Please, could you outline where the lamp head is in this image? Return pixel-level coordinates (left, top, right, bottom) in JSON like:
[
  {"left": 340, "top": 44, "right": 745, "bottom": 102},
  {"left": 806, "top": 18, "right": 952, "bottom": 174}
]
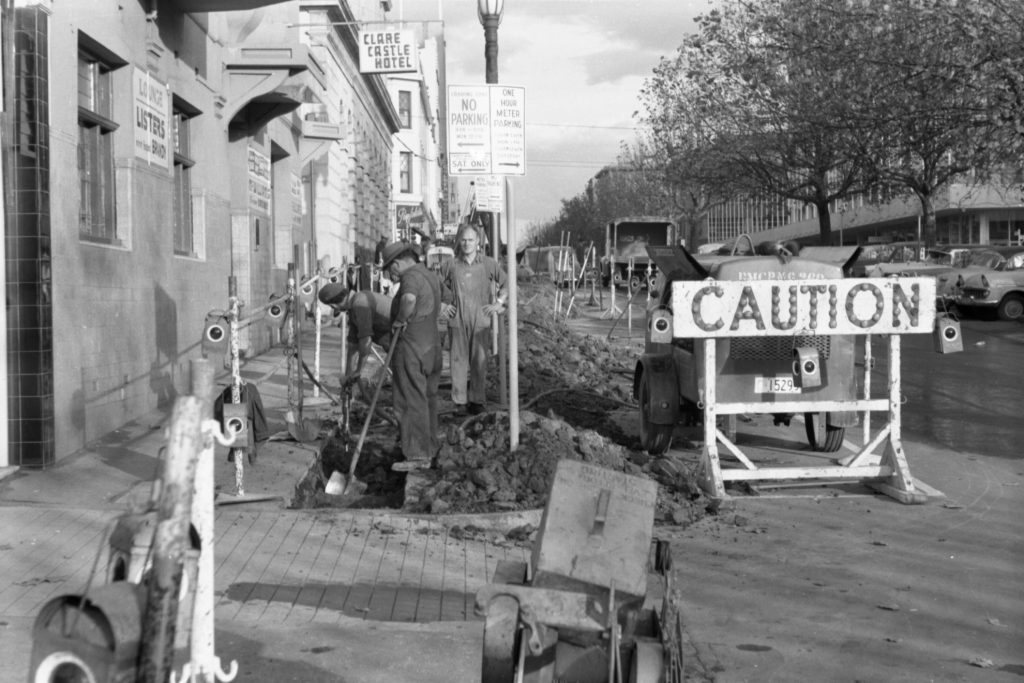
[{"left": 477, "top": 0, "right": 504, "bottom": 24}]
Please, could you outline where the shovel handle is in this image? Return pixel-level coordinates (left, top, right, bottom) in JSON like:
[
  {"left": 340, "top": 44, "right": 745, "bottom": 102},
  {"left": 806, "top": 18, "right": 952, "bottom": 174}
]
[{"left": 348, "top": 329, "right": 402, "bottom": 480}]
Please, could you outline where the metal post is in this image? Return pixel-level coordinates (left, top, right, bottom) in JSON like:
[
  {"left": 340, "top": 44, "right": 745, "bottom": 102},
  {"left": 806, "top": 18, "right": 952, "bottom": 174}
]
[
  {"left": 228, "top": 276, "right": 244, "bottom": 496},
  {"left": 506, "top": 177, "right": 519, "bottom": 449}
]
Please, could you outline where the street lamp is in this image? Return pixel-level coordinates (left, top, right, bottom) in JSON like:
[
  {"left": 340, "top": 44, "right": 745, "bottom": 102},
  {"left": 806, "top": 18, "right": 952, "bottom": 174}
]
[{"left": 477, "top": 0, "right": 504, "bottom": 85}]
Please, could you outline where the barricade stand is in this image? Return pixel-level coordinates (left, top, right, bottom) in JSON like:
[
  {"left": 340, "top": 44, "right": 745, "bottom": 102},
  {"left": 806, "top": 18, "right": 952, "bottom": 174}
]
[
  {"left": 227, "top": 277, "right": 245, "bottom": 496},
  {"left": 174, "top": 359, "right": 238, "bottom": 683},
  {"left": 676, "top": 277, "right": 937, "bottom": 505},
  {"left": 626, "top": 257, "right": 635, "bottom": 337}
]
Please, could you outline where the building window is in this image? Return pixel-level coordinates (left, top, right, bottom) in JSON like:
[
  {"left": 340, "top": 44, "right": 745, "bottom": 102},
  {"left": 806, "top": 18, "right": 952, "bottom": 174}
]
[
  {"left": 173, "top": 105, "right": 197, "bottom": 257},
  {"left": 400, "top": 151, "right": 412, "bottom": 193},
  {"left": 78, "top": 49, "right": 120, "bottom": 244},
  {"left": 398, "top": 90, "right": 411, "bottom": 129}
]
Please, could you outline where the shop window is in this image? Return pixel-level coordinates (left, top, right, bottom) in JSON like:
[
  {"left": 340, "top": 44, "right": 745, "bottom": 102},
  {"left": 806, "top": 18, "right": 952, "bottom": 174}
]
[
  {"left": 398, "top": 90, "right": 411, "bottom": 129},
  {"left": 173, "top": 103, "right": 198, "bottom": 257},
  {"left": 78, "top": 49, "right": 120, "bottom": 245},
  {"left": 400, "top": 151, "right": 412, "bottom": 193}
]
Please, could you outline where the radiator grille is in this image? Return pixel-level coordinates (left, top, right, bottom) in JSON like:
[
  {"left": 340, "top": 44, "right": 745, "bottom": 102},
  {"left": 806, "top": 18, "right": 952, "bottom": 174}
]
[{"left": 728, "top": 335, "right": 831, "bottom": 361}]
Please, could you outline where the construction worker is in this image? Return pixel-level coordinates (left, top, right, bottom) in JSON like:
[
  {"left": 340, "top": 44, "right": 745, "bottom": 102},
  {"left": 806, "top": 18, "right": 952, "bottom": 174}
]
[
  {"left": 317, "top": 282, "right": 392, "bottom": 395},
  {"left": 438, "top": 223, "right": 508, "bottom": 415},
  {"left": 380, "top": 241, "right": 443, "bottom": 469}
]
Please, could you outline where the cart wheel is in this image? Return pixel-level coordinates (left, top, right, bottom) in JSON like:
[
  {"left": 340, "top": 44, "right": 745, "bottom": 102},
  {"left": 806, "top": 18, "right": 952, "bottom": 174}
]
[
  {"left": 804, "top": 412, "right": 845, "bottom": 453},
  {"left": 639, "top": 372, "right": 673, "bottom": 455},
  {"left": 629, "top": 641, "right": 665, "bottom": 683},
  {"left": 482, "top": 596, "right": 519, "bottom": 683}
]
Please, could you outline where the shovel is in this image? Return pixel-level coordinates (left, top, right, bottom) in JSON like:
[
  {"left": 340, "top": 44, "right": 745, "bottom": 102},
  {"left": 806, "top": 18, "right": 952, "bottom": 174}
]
[{"left": 327, "top": 328, "right": 402, "bottom": 497}]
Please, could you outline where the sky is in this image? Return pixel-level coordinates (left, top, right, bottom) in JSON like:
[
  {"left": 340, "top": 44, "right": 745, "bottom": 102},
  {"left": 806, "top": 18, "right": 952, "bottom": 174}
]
[{"left": 396, "top": 0, "right": 711, "bottom": 235}]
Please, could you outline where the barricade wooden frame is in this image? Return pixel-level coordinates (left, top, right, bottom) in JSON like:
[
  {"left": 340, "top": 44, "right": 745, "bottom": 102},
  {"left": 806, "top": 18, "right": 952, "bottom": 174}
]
[{"left": 670, "top": 277, "right": 937, "bottom": 505}]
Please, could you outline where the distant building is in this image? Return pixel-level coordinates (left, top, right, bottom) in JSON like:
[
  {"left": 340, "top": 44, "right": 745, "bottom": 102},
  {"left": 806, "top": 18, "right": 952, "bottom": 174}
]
[{"left": 388, "top": 36, "right": 442, "bottom": 244}]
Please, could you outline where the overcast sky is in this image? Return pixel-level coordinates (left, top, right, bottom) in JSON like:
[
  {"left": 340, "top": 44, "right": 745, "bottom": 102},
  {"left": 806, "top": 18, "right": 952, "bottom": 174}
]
[{"left": 396, "top": 0, "right": 710, "bottom": 234}]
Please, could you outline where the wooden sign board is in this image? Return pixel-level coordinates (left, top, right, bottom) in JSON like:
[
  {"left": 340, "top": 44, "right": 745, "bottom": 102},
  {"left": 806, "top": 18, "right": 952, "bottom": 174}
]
[{"left": 671, "top": 277, "right": 937, "bottom": 338}]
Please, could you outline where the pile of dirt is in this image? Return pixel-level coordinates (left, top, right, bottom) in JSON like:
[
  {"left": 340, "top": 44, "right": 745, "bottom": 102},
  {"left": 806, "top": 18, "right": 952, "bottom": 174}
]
[
  {"left": 298, "top": 279, "right": 714, "bottom": 528},
  {"left": 407, "top": 409, "right": 711, "bottom": 527}
]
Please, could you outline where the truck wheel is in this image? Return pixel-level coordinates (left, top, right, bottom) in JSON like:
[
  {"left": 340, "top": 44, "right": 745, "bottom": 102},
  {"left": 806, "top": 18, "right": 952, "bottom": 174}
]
[
  {"left": 997, "top": 294, "right": 1024, "bottom": 321},
  {"left": 629, "top": 641, "right": 665, "bottom": 683},
  {"left": 639, "top": 373, "right": 673, "bottom": 455},
  {"left": 804, "top": 412, "right": 844, "bottom": 453}
]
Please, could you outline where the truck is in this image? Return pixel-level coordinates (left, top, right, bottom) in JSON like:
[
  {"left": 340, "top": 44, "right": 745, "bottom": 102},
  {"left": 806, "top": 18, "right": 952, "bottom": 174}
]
[
  {"left": 603, "top": 216, "right": 677, "bottom": 289},
  {"left": 634, "top": 241, "right": 864, "bottom": 456}
]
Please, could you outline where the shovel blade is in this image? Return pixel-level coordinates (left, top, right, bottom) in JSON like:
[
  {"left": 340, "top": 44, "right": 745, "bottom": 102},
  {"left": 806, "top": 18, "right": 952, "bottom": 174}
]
[{"left": 324, "top": 470, "right": 346, "bottom": 495}]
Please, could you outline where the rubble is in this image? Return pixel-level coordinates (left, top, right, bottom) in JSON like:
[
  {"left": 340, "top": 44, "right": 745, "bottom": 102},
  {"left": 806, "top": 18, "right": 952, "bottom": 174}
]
[{"left": 300, "top": 280, "right": 712, "bottom": 528}]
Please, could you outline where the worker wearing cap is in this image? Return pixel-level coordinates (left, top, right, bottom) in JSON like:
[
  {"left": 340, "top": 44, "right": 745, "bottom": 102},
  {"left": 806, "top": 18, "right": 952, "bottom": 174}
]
[
  {"left": 380, "top": 241, "right": 443, "bottom": 468},
  {"left": 317, "top": 282, "right": 392, "bottom": 391},
  {"left": 438, "top": 223, "right": 508, "bottom": 415}
]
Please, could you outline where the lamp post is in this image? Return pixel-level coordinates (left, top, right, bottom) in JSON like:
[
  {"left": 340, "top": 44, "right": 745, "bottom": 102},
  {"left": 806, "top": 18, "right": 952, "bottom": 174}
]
[
  {"left": 477, "top": 0, "right": 519, "bottom": 449},
  {"left": 478, "top": 0, "right": 503, "bottom": 86}
]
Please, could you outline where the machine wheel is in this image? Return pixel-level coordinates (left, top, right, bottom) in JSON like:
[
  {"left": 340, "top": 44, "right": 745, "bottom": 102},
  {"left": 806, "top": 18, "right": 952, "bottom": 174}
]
[
  {"left": 629, "top": 641, "right": 666, "bottom": 683},
  {"left": 481, "top": 596, "right": 519, "bottom": 683},
  {"left": 639, "top": 373, "right": 673, "bottom": 455},
  {"left": 997, "top": 294, "right": 1024, "bottom": 321},
  {"left": 804, "top": 412, "right": 845, "bottom": 453}
]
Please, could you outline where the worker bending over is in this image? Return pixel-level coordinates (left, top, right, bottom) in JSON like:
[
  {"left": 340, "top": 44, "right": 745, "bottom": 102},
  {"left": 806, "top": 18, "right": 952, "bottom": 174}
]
[{"left": 318, "top": 281, "right": 392, "bottom": 397}]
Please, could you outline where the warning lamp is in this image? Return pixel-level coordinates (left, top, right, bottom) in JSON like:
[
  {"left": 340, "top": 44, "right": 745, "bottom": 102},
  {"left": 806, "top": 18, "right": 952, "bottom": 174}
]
[
  {"left": 792, "top": 347, "right": 822, "bottom": 389},
  {"left": 265, "top": 297, "right": 288, "bottom": 328},
  {"left": 933, "top": 315, "right": 963, "bottom": 354},
  {"left": 648, "top": 309, "right": 673, "bottom": 344},
  {"left": 201, "top": 313, "right": 229, "bottom": 357},
  {"left": 221, "top": 401, "right": 250, "bottom": 447},
  {"left": 298, "top": 281, "right": 317, "bottom": 306}
]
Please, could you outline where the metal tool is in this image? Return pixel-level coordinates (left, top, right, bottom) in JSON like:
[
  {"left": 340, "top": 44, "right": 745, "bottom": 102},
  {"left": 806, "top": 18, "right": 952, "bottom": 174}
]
[{"left": 337, "top": 328, "right": 401, "bottom": 497}]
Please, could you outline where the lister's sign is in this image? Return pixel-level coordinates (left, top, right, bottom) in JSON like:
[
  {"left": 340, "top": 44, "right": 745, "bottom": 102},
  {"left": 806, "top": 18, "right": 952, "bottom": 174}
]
[
  {"left": 132, "top": 68, "right": 171, "bottom": 169},
  {"left": 358, "top": 29, "right": 417, "bottom": 74},
  {"left": 671, "top": 277, "right": 937, "bottom": 337}
]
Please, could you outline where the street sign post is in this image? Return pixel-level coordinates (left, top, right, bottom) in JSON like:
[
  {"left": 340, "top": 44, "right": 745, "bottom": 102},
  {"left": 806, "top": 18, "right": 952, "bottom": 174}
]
[
  {"left": 474, "top": 175, "right": 504, "bottom": 212},
  {"left": 447, "top": 84, "right": 525, "bottom": 176}
]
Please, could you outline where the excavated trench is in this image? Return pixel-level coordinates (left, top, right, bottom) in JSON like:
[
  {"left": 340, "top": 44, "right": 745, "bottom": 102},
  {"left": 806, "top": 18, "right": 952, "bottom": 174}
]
[{"left": 290, "top": 280, "right": 716, "bottom": 528}]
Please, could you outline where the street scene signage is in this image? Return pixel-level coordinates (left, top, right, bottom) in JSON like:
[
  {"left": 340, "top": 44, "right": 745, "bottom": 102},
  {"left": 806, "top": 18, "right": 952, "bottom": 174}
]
[
  {"left": 447, "top": 84, "right": 525, "bottom": 176},
  {"left": 474, "top": 175, "right": 504, "bottom": 212},
  {"left": 358, "top": 28, "right": 417, "bottom": 74},
  {"left": 671, "top": 277, "right": 937, "bottom": 337},
  {"left": 132, "top": 68, "right": 171, "bottom": 169},
  {"left": 247, "top": 147, "right": 271, "bottom": 213}
]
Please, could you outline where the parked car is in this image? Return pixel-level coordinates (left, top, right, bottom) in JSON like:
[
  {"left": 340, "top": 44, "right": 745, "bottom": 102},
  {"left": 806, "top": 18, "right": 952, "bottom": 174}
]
[
  {"left": 953, "top": 248, "right": 1024, "bottom": 320},
  {"left": 425, "top": 244, "right": 455, "bottom": 272},
  {"left": 936, "top": 246, "right": 1024, "bottom": 305},
  {"left": 865, "top": 244, "right": 978, "bottom": 278}
]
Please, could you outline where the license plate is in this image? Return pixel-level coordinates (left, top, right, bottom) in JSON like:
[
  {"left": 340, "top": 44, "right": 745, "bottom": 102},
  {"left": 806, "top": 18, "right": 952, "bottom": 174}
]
[{"left": 754, "top": 376, "right": 801, "bottom": 394}]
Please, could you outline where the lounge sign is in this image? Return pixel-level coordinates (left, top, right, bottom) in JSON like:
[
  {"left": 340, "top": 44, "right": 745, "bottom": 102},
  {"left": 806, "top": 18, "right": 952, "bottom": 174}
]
[
  {"left": 671, "top": 277, "right": 937, "bottom": 337},
  {"left": 358, "top": 28, "right": 417, "bottom": 74}
]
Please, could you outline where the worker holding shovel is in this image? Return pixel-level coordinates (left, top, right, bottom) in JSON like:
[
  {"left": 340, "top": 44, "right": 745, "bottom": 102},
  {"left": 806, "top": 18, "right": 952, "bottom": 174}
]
[
  {"left": 380, "top": 241, "right": 443, "bottom": 471},
  {"left": 317, "top": 281, "right": 392, "bottom": 398}
]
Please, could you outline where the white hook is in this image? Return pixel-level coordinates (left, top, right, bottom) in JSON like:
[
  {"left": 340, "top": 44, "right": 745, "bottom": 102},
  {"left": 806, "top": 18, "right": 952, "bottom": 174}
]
[
  {"left": 204, "top": 418, "right": 238, "bottom": 448},
  {"left": 170, "top": 657, "right": 238, "bottom": 683}
]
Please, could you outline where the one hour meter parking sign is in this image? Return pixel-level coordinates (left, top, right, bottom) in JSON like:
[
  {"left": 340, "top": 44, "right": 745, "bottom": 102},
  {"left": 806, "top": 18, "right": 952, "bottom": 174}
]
[{"left": 447, "top": 84, "right": 526, "bottom": 176}]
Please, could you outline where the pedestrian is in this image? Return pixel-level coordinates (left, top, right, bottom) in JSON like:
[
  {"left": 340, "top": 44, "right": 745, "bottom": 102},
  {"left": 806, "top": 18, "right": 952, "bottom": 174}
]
[
  {"left": 380, "top": 241, "right": 443, "bottom": 469},
  {"left": 317, "top": 282, "right": 392, "bottom": 396},
  {"left": 438, "top": 223, "right": 508, "bottom": 416}
]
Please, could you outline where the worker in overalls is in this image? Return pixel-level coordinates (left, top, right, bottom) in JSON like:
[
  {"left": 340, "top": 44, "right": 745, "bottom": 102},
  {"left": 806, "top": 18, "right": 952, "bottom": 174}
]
[
  {"left": 439, "top": 223, "right": 508, "bottom": 415},
  {"left": 381, "top": 241, "right": 443, "bottom": 469}
]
